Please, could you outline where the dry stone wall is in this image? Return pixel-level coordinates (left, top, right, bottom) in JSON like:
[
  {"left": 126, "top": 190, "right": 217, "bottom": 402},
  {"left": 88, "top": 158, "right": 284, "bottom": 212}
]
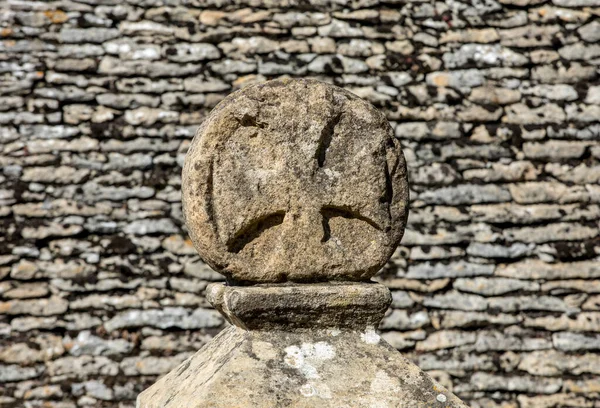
[{"left": 0, "top": 0, "right": 599, "bottom": 407}]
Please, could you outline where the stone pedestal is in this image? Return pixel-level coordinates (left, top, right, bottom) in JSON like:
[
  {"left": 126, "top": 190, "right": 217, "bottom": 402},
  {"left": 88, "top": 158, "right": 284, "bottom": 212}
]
[
  {"left": 137, "top": 283, "right": 467, "bottom": 408},
  {"left": 138, "top": 78, "right": 469, "bottom": 407}
]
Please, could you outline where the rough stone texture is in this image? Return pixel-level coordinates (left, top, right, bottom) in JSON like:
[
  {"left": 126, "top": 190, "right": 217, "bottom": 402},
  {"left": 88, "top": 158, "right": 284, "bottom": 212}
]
[
  {"left": 206, "top": 282, "right": 392, "bottom": 330},
  {"left": 138, "top": 283, "right": 467, "bottom": 408},
  {"left": 183, "top": 79, "right": 408, "bottom": 283},
  {"left": 1, "top": 0, "right": 600, "bottom": 406}
]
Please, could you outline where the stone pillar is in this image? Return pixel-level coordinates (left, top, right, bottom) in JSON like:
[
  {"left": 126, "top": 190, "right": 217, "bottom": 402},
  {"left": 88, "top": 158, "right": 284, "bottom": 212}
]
[{"left": 137, "top": 78, "right": 468, "bottom": 408}]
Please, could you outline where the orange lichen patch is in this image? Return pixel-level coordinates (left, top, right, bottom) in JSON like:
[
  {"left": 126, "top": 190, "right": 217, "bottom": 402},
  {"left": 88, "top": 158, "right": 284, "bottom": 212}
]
[
  {"left": 44, "top": 10, "right": 69, "bottom": 24},
  {"left": 199, "top": 10, "right": 227, "bottom": 26},
  {"left": 1, "top": 28, "right": 13, "bottom": 37},
  {"left": 0, "top": 302, "right": 11, "bottom": 313},
  {"left": 538, "top": 8, "right": 547, "bottom": 16},
  {"left": 36, "top": 71, "right": 44, "bottom": 78},
  {"left": 3, "top": 40, "right": 16, "bottom": 47},
  {"left": 432, "top": 74, "right": 450, "bottom": 87}
]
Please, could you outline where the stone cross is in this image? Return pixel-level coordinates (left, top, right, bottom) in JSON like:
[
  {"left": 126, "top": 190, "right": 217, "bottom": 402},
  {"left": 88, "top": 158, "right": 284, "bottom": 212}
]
[{"left": 137, "top": 78, "right": 468, "bottom": 407}]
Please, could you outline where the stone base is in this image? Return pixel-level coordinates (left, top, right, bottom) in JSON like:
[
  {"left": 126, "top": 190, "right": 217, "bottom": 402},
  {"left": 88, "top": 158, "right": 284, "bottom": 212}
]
[
  {"left": 137, "top": 328, "right": 467, "bottom": 408},
  {"left": 137, "top": 283, "right": 468, "bottom": 407}
]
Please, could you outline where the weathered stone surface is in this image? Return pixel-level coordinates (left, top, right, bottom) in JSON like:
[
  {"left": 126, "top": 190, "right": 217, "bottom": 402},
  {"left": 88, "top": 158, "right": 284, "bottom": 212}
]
[
  {"left": 462, "top": 373, "right": 562, "bottom": 394},
  {"left": 553, "top": 332, "right": 600, "bottom": 351},
  {"left": 424, "top": 291, "right": 488, "bottom": 311},
  {"left": 418, "top": 184, "right": 511, "bottom": 205},
  {"left": 104, "top": 307, "right": 223, "bottom": 332},
  {"left": 47, "top": 356, "right": 119, "bottom": 378},
  {"left": 0, "top": 296, "right": 68, "bottom": 316},
  {"left": 0, "top": 364, "right": 45, "bottom": 383},
  {"left": 65, "top": 331, "right": 133, "bottom": 356},
  {"left": 138, "top": 327, "right": 466, "bottom": 408},
  {"left": 183, "top": 79, "right": 408, "bottom": 283},
  {"left": 380, "top": 310, "right": 431, "bottom": 330},
  {"left": 416, "top": 330, "right": 476, "bottom": 351},
  {"left": 518, "top": 350, "right": 600, "bottom": 375},
  {"left": 207, "top": 282, "right": 391, "bottom": 330},
  {"left": 454, "top": 277, "right": 539, "bottom": 296},
  {"left": 475, "top": 330, "right": 551, "bottom": 352}
]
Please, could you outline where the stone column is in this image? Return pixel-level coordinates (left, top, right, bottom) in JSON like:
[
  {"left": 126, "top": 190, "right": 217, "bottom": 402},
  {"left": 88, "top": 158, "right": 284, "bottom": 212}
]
[{"left": 137, "top": 78, "right": 468, "bottom": 408}]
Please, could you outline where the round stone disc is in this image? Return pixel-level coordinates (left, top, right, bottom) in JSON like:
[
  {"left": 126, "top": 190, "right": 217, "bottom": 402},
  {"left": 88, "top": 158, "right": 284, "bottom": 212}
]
[{"left": 182, "top": 78, "right": 409, "bottom": 283}]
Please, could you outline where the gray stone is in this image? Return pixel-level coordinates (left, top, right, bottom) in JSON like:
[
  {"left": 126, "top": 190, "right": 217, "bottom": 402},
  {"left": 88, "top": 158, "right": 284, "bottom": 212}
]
[
  {"left": 585, "top": 86, "right": 600, "bottom": 104},
  {"left": 463, "top": 161, "right": 539, "bottom": 182},
  {"left": 488, "top": 295, "right": 573, "bottom": 313},
  {"left": 510, "top": 181, "right": 589, "bottom": 203},
  {"left": 82, "top": 184, "right": 154, "bottom": 201},
  {"left": 504, "top": 103, "right": 565, "bottom": 124},
  {"left": 552, "top": 332, "right": 600, "bottom": 351},
  {"left": 390, "top": 290, "right": 415, "bottom": 308},
  {"left": 164, "top": 43, "right": 220, "bottom": 63},
  {"left": 578, "top": 20, "right": 600, "bottom": 42},
  {"left": 72, "top": 380, "right": 113, "bottom": 401},
  {"left": 444, "top": 44, "right": 528, "bottom": 68},
  {"left": 307, "top": 55, "right": 368, "bottom": 74},
  {"left": 406, "top": 261, "right": 494, "bottom": 279},
  {"left": 423, "top": 291, "right": 488, "bottom": 311},
  {"left": 496, "top": 259, "right": 600, "bottom": 280},
  {"left": 532, "top": 63, "right": 597, "bottom": 84},
  {"left": 503, "top": 222, "right": 597, "bottom": 243},
  {"left": 418, "top": 184, "right": 511, "bottom": 205},
  {"left": 0, "top": 364, "right": 44, "bottom": 383},
  {"left": 466, "top": 242, "right": 533, "bottom": 259},
  {"left": 417, "top": 354, "right": 496, "bottom": 375},
  {"left": 66, "top": 331, "right": 133, "bottom": 356},
  {"left": 317, "top": 19, "right": 363, "bottom": 37},
  {"left": 19, "top": 124, "right": 80, "bottom": 139},
  {"left": 464, "top": 372, "right": 562, "bottom": 394},
  {"left": 455, "top": 277, "right": 538, "bottom": 296},
  {"left": 416, "top": 330, "right": 476, "bottom": 351},
  {"left": 518, "top": 350, "right": 600, "bottom": 376},
  {"left": 209, "top": 59, "right": 257, "bottom": 74},
  {"left": 98, "top": 57, "right": 202, "bottom": 78},
  {"left": 525, "top": 313, "right": 600, "bottom": 332},
  {"left": 22, "top": 166, "right": 89, "bottom": 184},
  {"left": 59, "top": 28, "right": 119, "bottom": 43},
  {"left": 410, "top": 163, "right": 458, "bottom": 185},
  {"left": 123, "top": 219, "right": 178, "bottom": 235},
  {"left": 520, "top": 84, "right": 578, "bottom": 101},
  {"left": 500, "top": 25, "right": 560, "bottom": 48},
  {"left": 96, "top": 93, "right": 159, "bottom": 109},
  {"left": 475, "top": 330, "right": 552, "bottom": 352},
  {"left": 566, "top": 103, "right": 600, "bottom": 122},
  {"left": 47, "top": 356, "right": 119, "bottom": 379},
  {"left": 432, "top": 311, "right": 523, "bottom": 329},
  {"left": 379, "top": 309, "right": 431, "bottom": 330},
  {"left": 559, "top": 43, "right": 600, "bottom": 60},
  {"left": 426, "top": 69, "right": 485, "bottom": 90},
  {"left": 104, "top": 307, "right": 223, "bottom": 331}
]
